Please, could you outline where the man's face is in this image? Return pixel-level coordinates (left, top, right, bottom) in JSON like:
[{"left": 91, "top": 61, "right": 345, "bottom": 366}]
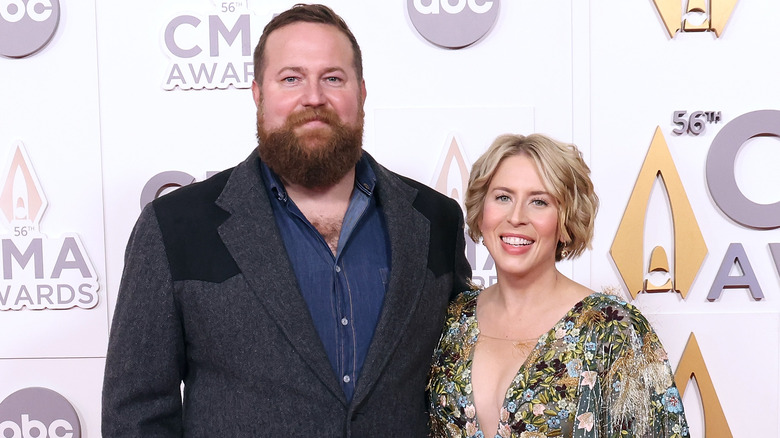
[
  {"left": 253, "top": 21, "right": 366, "bottom": 140},
  {"left": 251, "top": 22, "right": 366, "bottom": 188}
]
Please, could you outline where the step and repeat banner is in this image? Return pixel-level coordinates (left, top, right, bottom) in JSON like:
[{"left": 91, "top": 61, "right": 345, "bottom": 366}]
[{"left": 2, "top": 0, "right": 778, "bottom": 436}]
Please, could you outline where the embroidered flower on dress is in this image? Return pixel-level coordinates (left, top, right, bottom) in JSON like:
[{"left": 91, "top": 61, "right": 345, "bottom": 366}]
[
  {"left": 507, "top": 401, "right": 518, "bottom": 413},
  {"left": 465, "top": 404, "right": 476, "bottom": 419},
  {"left": 663, "top": 387, "right": 683, "bottom": 413},
  {"left": 532, "top": 403, "right": 545, "bottom": 416},
  {"left": 445, "top": 381, "right": 456, "bottom": 393},
  {"left": 566, "top": 359, "right": 583, "bottom": 377},
  {"left": 465, "top": 421, "right": 477, "bottom": 436},
  {"left": 576, "top": 412, "right": 594, "bottom": 432},
  {"left": 580, "top": 370, "right": 597, "bottom": 389},
  {"left": 497, "top": 407, "right": 509, "bottom": 422},
  {"left": 522, "top": 389, "right": 535, "bottom": 402}
]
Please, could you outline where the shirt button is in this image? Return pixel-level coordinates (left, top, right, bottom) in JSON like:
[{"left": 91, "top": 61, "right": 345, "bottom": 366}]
[
  {"left": 343, "top": 375, "right": 351, "bottom": 383},
  {"left": 341, "top": 318, "right": 349, "bottom": 326},
  {"left": 335, "top": 265, "right": 341, "bottom": 273}
]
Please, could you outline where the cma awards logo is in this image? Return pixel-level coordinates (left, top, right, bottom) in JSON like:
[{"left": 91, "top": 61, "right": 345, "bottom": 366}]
[
  {"left": 0, "top": 387, "right": 81, "bottom": 438},
  {"left": 407, "top": 0, "right": 499, "bottom": 49},
  {"left": 652, "top": 0, "right": 739, "bottom": 37},
  {"left": 610, "top": 127, "right": 707, "bottom": 300},
  {"left": 162, "top": 1, "right": 265, "bottom": 90},
  {"left": 0, "top": 0, "right": 60, "bottom": 58},
  {"left": 0, "top": 142, "right": 100, "bottom": 311},
  {"left": 612, "top": 111, "right": 780, "bottom": 303}
]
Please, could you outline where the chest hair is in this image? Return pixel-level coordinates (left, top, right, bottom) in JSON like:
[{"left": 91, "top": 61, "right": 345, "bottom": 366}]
[{"left": 310, "top": 217, "right": 343, "bottom": 255}]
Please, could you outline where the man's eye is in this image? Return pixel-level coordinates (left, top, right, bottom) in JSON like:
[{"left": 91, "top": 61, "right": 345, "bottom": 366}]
[{"left": 283, "top": 77, "right": 298, "bottom": 83}]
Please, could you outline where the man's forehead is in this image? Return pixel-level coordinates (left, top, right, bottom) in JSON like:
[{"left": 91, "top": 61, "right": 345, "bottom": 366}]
[
  {"left": 266, "top": 22, "right": 350, "bottom": 50},
  {"left": 263, "top": 22, "right": 356, "bottom": 73}
]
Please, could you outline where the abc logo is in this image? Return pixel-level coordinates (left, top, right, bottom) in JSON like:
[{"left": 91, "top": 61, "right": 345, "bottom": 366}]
[
  {"left": 0, "top": 0, "right": 61, "bottom": 58},
  {"left": 0, "top": 387, "right": 80, "bottom": 438},
  {"left": 407, "top": 0, "right": 500, "bottom": 49}
]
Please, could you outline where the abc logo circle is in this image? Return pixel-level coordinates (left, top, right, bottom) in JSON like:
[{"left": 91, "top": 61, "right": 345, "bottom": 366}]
[
  {"left": 407, "top": 0, "right": 500, "bottom": 49},
  {"left": 0, "top": 387, "right": 81, "bottom": 438},
  {"left": 0, "top": 0, "right": 61, "bottom": 58}
]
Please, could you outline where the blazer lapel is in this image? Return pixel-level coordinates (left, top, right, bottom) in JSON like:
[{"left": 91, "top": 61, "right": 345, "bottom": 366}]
[
  {"left": 214, "top": 154, "right": 347, "bottom": 405},
  {"left": 352, "top": 159, "right": 432, "bottom": 404}
]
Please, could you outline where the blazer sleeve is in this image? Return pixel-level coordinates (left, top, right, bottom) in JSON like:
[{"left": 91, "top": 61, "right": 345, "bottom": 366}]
[
  {"left": 102, "top": 205, "right": 185, "bottom": 437},
  {"left": 451, "top": 200, "right": 472, "bottom": 300}
]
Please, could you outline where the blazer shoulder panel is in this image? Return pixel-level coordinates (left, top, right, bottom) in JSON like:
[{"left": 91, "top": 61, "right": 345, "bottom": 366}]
[
  {"left": 152, "top": 167, "right": 240, "bottom": 283},
  {"left": 395, "top": 173, "right": 463, "bottom": 278}
]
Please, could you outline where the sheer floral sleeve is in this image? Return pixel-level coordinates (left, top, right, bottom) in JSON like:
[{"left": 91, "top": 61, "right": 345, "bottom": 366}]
[{"left": 573, "top": 296, "right": 689, "bottom": 437}]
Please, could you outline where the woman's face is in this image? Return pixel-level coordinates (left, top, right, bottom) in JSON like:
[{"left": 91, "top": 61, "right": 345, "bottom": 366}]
[{"left": 479, "top": 153, "right": 560, "bottom": 280}]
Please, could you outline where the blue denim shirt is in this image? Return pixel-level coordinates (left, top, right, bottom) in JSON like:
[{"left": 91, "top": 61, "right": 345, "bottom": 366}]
[{"left": 260, "top": 155, "right": 390, "bottom": 401}]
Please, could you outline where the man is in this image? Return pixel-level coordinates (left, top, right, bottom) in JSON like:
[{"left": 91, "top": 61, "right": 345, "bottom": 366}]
[{"left": 102, "top": 3, "right": 470, "bottom": 437}]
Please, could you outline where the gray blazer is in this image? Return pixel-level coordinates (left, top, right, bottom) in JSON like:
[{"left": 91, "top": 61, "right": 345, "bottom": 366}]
[{"left": 102, "top": 151, "right": 471, "bottom": 437}]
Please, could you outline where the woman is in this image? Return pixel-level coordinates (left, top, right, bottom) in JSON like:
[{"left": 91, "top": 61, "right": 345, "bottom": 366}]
[{"left": 428, "top": 134, "right": 688, "bottom": 438}]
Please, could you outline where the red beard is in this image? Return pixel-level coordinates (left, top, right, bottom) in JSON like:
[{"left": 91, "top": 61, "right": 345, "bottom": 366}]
[{"left": 256, "top": 105, "right": 364, "bottom": 188}]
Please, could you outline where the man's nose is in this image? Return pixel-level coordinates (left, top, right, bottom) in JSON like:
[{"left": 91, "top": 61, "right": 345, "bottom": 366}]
[{"left": 301, "top": 80, "right": 326, "bottom": 107}]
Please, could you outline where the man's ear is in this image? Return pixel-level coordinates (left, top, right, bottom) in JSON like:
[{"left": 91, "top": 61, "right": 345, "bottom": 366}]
[{"left": 251, "top": 80, "right": 261, "bottom": 107}]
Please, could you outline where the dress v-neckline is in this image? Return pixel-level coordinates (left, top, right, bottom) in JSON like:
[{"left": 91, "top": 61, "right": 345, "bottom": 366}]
[{"left": 466, "top": 292, "right": 598, "bottom": 437}]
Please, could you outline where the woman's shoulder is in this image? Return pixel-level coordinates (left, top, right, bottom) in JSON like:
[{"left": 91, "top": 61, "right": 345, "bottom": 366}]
[{"left": 573, "top": 290, "right": 656, "bottom": 336}]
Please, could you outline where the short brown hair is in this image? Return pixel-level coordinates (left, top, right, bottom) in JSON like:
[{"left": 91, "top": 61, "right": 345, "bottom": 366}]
[
  {"left": 252, "top": 3, "right": 363, "bottom": 84},
  {"left": 464, "top": 134, "right": 599, "bottom": 261}
]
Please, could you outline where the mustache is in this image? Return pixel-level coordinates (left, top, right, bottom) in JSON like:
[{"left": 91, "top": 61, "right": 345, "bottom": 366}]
[{"left": 285, "top": 107, "right": 341, "bottom": 128}]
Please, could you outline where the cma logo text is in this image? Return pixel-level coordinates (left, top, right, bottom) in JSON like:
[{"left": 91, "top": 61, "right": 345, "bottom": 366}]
[
  {"left": 611, "top": 110, "right": 780, "bottom": 302},
  {"left": 162, "top": 3, "right": 260, "bottom": 90},
  {"left": 652, "top": 0, "right": 739, "bottom": 37},
  {"left": 0, "top": 142, "right": 100, "bottom": 311}
]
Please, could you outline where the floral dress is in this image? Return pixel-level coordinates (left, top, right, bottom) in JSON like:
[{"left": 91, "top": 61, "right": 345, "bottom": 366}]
[{"left": 428, "top": 290, "right": 689, "bottom": 438}]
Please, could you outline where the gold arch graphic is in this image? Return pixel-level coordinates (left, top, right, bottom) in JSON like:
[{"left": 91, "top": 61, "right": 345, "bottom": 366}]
[
  {"left": 652, "top": 0, "right": 739, "bottom": 37},
  {"left": 674, "top": 333, "right": 733, "bottom": 437},
  {"left": 610, "top": 127, "right": 707, "bottom": 299},
  {"left": 433, "top": 135, "right": 469, "bottom": 204},
  {"left": 0, "top": 143, "right": 46, "bottom": 227}
]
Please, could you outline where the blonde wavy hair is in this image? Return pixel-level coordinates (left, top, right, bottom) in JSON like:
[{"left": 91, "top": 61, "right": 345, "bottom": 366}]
[{"left": 464, "top": 133, "right": 599, "bottom": 261}]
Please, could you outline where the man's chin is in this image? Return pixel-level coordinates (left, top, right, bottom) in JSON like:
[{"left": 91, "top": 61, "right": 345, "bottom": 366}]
[{"left": 295, "top": 131, "right": 333, "bottom": 149}]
